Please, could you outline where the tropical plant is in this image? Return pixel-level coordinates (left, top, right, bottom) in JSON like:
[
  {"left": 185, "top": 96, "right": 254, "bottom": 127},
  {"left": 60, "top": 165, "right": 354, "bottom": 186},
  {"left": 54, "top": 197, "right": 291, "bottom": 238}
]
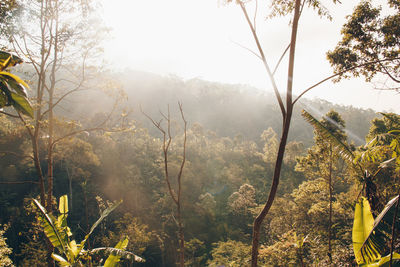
[
  {"left": 0, "top": 50, "right": 33, "bottom": 118},
  {"left": 353, "top": 196, "right": 400, "bottom": 266},
  {"left": 32, "top": 195, "right": 145, "bottom": 266}
]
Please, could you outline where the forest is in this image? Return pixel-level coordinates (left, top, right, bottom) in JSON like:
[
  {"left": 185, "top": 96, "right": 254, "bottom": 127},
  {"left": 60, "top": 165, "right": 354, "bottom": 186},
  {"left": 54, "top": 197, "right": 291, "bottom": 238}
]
[{"left": 1, "top": 0, "right": 400, "bottom": 266}]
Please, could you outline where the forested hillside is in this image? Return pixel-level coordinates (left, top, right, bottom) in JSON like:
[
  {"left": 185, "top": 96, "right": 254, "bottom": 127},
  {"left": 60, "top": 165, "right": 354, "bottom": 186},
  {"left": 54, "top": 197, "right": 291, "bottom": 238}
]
[
  {"left": 0, "top": 70, "right": 390, "bottom": 266},
  {"left": 68, "top": 69, "right": 377, "bottom": 146},
  {"left": 1, "top": 0, "right": 400, "bottom": 266}
]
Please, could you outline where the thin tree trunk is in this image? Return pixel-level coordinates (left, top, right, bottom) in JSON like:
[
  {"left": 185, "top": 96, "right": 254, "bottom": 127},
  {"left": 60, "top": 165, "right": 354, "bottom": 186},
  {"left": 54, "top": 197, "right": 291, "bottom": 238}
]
[
  {"left": 250, "top": 0, "right": 301, "bottom": 265},
  {"left": 46, "top": 0, "right": 59, "bottom": 213},
  {"left": 177, "top": 204, "right": 185, "bottom": 267},
  {"left": 32, "top": 135, "right": 46, "bottom": 206},
  {"left": 143, "top": 103, "right": 187, "bottom": 266}
]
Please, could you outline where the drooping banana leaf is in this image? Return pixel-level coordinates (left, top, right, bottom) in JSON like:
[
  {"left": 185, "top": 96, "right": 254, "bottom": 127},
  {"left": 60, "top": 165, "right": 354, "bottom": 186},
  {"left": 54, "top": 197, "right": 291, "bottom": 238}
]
[
  {"left": 301, "top": 110, "right": 355, "bottom": 162},
  {"left": 90, "top": 246, "right": 145, "bottom": 264},
  {"left": 33, "top": 199, "right": 67, "bottom": 251},
  {"left": 353, "top": 197, "right": 378, "bottom": 265},
  {"left": 373, "top": 253, "right": 400, "bottom": 267},
  {"left": 358, "top": 195, "right": 400, "bottom": 264},
  {"left": 76, "top": 200, "right": 122, "bottom": 256},
  {"left": 51, "top": 254, "right": 70, "bottom": 267},
  {"left": 104, "top": 237, "right": 129, "bottom": 267}
]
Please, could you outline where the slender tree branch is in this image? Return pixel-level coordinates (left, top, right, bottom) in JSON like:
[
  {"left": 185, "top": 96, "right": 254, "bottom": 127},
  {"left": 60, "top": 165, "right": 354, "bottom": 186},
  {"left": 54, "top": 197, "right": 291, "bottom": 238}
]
[
  {"left": 231, "top": 39, "right": 262, "bottom": 60},
  {"left": 0, "top": 110, "right": 19, "bottom": 118},
  {"left": 293, "top": 57, "right": 400, "bottom": 105},
  {"left": 272, "top": 44, "right": 290, "bottom": 76},
  {"left": 239, "top": 2, "right": 286, "bottom": 119},
  {"left": 177, "top": 102, "right": 187, "bottom": 203},
  {"left": 0, "top": 181, "right": 39, "bottom": 184},
  {"left": 141, "top": 106, "right": 178, "bottom": 205},
  {"left": 17, "top": 111, "right": 34, "bottom": 138},
  {"left": 253, "top": 0, "right": 258, "bottom": 32}
]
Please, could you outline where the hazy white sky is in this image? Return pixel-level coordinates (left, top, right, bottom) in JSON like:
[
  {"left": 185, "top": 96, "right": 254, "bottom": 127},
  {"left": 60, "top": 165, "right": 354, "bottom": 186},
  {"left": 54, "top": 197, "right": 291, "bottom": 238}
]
[{"left": 101, "top": 0, "right": 400, "bottom": 113}]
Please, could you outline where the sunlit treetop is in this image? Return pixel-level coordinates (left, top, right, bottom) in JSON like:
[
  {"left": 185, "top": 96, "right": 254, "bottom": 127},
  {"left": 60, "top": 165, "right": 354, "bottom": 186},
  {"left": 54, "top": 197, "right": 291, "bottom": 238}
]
[{"left": 327, "top": 0, "right": 400, "bottom": 89}]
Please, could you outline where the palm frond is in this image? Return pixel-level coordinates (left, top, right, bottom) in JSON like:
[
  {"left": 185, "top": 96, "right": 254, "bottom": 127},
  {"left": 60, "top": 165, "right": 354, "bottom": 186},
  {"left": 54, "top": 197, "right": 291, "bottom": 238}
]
[{"left": 301, "top": 110, "right": 355, "bottom": 162}]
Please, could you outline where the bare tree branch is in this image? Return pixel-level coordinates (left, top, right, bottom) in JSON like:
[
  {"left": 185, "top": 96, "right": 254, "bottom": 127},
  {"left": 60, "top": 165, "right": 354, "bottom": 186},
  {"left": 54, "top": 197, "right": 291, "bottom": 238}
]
[
  {"left": 293, "top": 57, "right": 400, "bottom": 105},
  {"left": 230, "top": 39, "right": 262, "bottom": 60},
  {"left": 239, "top": 2, "right": 286, "bottom": 119},
  {"left": 0, "top": 110, "right": 19, "bottom": 118}
]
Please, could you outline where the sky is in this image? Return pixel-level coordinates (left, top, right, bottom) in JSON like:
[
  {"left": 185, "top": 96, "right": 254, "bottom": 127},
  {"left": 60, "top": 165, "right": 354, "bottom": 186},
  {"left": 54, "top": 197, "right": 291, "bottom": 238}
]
[{"left": 101, "top": 0, "right": 400, "bottom": 113}]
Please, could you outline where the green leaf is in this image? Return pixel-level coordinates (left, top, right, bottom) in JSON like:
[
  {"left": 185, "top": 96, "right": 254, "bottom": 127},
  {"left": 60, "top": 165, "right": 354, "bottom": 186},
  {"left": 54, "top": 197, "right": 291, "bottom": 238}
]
[
  {"left": 59, "top": 195, "right": 68, "bottom": 215},
  {"left": 0, "top": 74, "right": 28, "bottom": 97},
  {"left": 0, "top": 51, "right": 22, "bottom": 69},
  {"left": 0, "top": 72, "right": 29, "bottom": 89},
  {"left": 104, "top": 237, "right": 129, "bottom": 267},
  {"left": 0, "top": 93, "right": 7, "bottom": 107},
  {"left": 32, "top": 199, "right": 66, "bottom": 251},
  {"left": 359, "top": 196, "right": 400, "bottom": 264},
  {"left": 376, "top": 253, "right": 400, "bottom": 266},
  {"left": 10, "top": 92, "right": 34, "bottom": 118},
  {"left": 353, "top": 197, "right": 378, "bottom": 265},
  {"left": 51, "top": 254, "right": 70, "bottom": 267},
  {"left": 77, "top": 200, "right": 122, "bottom": 256},
  {"left": 90, "top": 247, "right": 145, "bottom": 263}
]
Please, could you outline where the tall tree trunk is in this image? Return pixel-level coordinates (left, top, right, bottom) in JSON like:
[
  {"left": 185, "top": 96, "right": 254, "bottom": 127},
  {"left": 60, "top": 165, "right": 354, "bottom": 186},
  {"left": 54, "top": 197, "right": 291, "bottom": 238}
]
[
  {"left": 177, "top": 204, "right": 185, "bottom": 267},
  {"left": 250, "top": 0, "right": 301, "bottom": 265},
  {"left": 46, "top": 0, "right": 59, "bottom": 213}
]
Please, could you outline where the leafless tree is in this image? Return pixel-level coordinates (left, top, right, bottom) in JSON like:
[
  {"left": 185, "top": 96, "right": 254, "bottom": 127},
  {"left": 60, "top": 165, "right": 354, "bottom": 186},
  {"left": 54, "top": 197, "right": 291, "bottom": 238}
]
[{"left": 143, "top": 102, "right": 187, "bottom": 267}]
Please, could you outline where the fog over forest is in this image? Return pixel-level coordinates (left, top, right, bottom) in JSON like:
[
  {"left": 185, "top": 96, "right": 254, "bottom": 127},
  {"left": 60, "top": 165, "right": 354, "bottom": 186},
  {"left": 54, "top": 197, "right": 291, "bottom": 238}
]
[{"left": 1, "top": 0, "right": 400, "bottom": 266}]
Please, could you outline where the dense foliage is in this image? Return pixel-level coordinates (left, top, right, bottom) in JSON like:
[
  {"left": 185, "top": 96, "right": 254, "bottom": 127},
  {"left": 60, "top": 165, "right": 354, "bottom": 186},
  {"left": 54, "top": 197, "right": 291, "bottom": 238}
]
[
  {"left": 1, "top": 0, "right": 400, "bottom": 266},
  {"left": 0, "top": 70, "right": 398, "bottom": 265}
]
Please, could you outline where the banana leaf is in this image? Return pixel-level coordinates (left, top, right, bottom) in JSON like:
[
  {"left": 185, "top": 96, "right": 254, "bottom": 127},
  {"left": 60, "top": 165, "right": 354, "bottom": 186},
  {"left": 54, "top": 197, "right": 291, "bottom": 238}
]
[
  {"left": 104, "top": 237, "right": 129, "bottom": 267},
  {"left": 358, "top": 195, "right": 400, "bottom": 264},
  {"left": 90, "top": 246, "right": 145, "bottom": 264},
  {"left": 373, "top": 253, "right": 400, "bottom": 266},
  {"left": 33, "top": 199, "right": 67, "bottom": 251},
  {"left": 353, "top": 197, "right": 378, "bottom": 265},
  {"left": 76, "top": 200, "right": 122, "bottom": 256}
]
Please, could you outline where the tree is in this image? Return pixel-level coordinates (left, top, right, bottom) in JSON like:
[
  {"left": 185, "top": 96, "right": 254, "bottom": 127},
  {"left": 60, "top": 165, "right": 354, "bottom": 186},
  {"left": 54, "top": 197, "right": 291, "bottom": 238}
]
[
  {"left": 224, "top": 0, "right": 341, "bottom": 265},
  {"left": 0, "top": 0, "right": 20, "bottom": 45},
  {"left": 5, "top": 0, "right": 120, "bottom": 213},
  {"left": 2, "top": 1, "right": 124, "bottom": 265},
  {"left": 297, "top": 110, "right": 348, "bottom": 263},
  {"left": 143, "top": 103, "right": 188, "bottom": 267},
  {"left": 327, "top": 0, "right": 400, "bottom": 90}
]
